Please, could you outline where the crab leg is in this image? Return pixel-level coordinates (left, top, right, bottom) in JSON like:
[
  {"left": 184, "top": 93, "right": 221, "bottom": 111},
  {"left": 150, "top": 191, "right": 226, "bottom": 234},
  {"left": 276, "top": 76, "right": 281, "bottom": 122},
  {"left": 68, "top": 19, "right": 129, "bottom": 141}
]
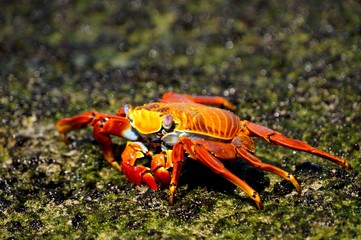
[
  {"left": 56, "top": 112, "right": 138, "bottom": 172},
  {"left": 180, "top": 138, "right": 301, "bottom": 205},
  {"left": 161, "top": 92, "right": 236, "bottom": 110},
  {"left": 169, "top": 142, "right": 185, "bottom": 205},
  {"left": 234, "top": 143, "right": 301, "bottom": 193},
  {"left": 180, "top": 138, "right": 264, "bottom": 210},
  {"left": 244, "top": 121, "right": 351, "bottom": 169}
]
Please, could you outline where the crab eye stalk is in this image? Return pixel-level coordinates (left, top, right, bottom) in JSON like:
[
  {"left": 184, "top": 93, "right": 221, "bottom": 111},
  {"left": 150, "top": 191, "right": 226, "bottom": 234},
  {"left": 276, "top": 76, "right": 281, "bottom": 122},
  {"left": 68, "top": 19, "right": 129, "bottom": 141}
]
[
  {"left": 163, "top": 114, "right": 173, "bottom": 130},
  {"left": 124, "top": 104, "right": 132, "bottom": 116}
]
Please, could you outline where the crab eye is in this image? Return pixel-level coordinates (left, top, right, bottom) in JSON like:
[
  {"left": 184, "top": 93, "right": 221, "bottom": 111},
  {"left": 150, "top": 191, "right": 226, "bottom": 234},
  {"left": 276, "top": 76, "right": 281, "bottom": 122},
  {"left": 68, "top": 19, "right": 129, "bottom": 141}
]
[
  {"left": 163, "top": 114, "right": 173, "bottom": 130},
  {"left": 124, "top": 104, "right": 131, "bottom": 116}
]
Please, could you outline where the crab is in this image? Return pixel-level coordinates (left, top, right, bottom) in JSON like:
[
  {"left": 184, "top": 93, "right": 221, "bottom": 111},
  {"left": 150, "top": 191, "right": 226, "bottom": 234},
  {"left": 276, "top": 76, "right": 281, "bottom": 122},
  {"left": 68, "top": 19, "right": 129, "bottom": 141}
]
[{"left": 56, "top": 92, "right": 351, "bottom": 209}]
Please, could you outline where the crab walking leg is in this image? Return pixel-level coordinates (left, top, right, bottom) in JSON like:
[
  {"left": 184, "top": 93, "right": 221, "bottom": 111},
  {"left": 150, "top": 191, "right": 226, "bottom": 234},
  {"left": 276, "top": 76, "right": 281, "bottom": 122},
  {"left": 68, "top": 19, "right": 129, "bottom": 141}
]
[
  {"left": 121, "top": 142, "right": 158, "bottom": 190},
  {"left": 193, "top": 138, "right": 301, "bottom": 193},
  {"left": 244, "top": 121, "right": 351, "bottom": 169},
  {"left": 180, "top": 138, "right": 264, "bottom": 210},
  {"left": 234, "top": 144, "right": 301, "bottom": 193},
  {"left": 169, "top": 142, "right": 185, "bottom": 205},
  {"left": 161, "top": 92, "right": 236, "bottom": 111},
  {"left": 195, "top": 146, "right": 263, "bottom": 210}
]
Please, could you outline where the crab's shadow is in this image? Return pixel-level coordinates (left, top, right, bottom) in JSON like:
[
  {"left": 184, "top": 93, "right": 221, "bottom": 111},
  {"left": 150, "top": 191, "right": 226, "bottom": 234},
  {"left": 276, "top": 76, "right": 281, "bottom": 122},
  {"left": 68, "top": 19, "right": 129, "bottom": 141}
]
[{"left": 178, "top": 158, "right": 271, "bottom": 198}]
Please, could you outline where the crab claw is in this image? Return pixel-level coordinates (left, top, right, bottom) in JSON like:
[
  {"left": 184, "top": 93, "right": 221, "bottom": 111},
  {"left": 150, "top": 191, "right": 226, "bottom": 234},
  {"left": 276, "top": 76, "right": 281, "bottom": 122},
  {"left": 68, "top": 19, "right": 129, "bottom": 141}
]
[
  {"left": 122, "top": 164, "right": 158, "bottom": 190},
  {"left": 57, "top": 111, "right": 139, "bottom": 173},
  {"left": 121, "top": 142, "right": 158, "bottom": 190},
  {"left": 56, "top": 111, "right": 97, "bottom": 144},
  {"left": 151, "top": 151, "right": 172, "bottom": 185}
]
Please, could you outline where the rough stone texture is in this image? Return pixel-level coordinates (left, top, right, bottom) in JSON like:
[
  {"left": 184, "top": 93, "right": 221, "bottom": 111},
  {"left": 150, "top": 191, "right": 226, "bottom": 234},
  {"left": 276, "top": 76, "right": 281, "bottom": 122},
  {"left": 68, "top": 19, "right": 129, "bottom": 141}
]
[{"left": 1, "top": 1, "right": 360, "bottom": 239}]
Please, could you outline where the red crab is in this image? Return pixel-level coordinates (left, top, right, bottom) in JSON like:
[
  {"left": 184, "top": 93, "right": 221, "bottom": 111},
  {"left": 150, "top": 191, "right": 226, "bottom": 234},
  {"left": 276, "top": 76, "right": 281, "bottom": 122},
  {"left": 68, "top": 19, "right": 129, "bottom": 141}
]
[{"left": 56, "top": 92, "right": 351, "bottom": 209}]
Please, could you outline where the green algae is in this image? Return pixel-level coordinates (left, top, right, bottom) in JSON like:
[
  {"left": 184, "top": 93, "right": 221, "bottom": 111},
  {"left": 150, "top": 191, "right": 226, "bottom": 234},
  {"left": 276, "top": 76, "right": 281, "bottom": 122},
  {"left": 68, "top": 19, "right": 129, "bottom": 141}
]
[{"left": 1, "top": 0, "right": 360, "bottom": 239}]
